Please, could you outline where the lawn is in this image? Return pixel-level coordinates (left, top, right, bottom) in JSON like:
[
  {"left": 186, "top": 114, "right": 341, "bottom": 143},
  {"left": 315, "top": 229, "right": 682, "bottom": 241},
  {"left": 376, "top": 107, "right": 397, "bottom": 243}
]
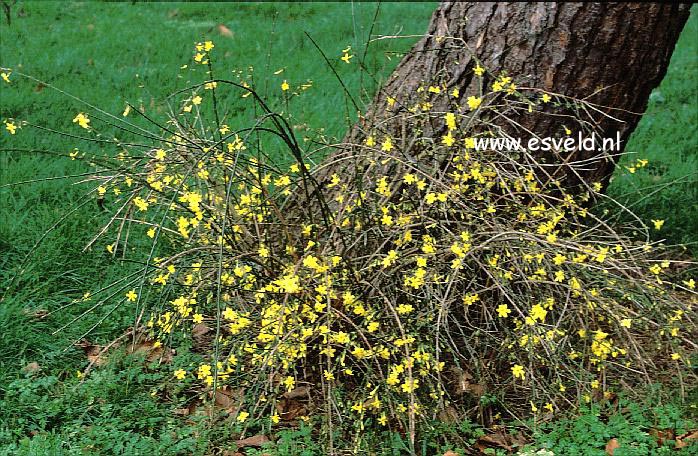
[{"left": 0, "top": 2, "right": 696, "bottom": 455}]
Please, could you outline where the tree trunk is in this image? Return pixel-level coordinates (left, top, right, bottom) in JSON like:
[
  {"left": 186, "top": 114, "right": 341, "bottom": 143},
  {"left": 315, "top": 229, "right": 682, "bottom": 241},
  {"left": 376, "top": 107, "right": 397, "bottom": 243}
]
[{"left": 332, "top": 2, "right": 690, "bottom": 191}]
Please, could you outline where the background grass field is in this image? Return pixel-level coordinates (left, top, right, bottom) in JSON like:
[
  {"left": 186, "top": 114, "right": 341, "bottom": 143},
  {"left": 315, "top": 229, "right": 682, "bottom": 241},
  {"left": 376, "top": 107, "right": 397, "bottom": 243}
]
[{"left": 1, "top": 2, "right": 696, "bottom": 454}]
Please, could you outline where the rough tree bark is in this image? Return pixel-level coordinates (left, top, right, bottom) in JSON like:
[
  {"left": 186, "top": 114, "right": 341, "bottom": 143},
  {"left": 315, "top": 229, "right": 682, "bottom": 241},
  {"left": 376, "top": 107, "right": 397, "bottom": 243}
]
[{"left": 327, "top": 2, "right": 690, "bottom": 191}]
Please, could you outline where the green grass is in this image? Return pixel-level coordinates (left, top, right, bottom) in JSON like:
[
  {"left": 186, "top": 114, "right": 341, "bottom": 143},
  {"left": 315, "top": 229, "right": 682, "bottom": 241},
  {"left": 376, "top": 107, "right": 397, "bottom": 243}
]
[{"left": 0, "top": 2, "right": 696, "bottom": 454}]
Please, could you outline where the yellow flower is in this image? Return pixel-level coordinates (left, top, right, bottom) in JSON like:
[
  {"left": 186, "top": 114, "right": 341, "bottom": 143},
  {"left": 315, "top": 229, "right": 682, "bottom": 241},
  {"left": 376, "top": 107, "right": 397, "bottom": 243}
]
[
  {"left": 174, "top": 369, "right": 186, "bottom": 380},
  {"left": 463, "top": 293, "right": 479, "bottom": 306},
  {"left": 237, "top": 411, "right": 249, "bottom": 423},
  {"left": 341, "top": 52, "right": 353, "bottom": 63},
  {"left": 283, "top": 376, "right": 295, "bottom": 391},
  {"left": 620, "top": 318, "right": 632, "bottom": 328},
  {"left": 192, "top": 313, "right": 203, "bottom": 324},
  {"left": 381, "top": 136, "right": 393, "bottom": 152},
  {"left": 466, "top": 96, "right": 482, "bottom": 110},
  {"left": 511, "top": 364, "right": 525, "bottom": 380},
  {"left": 125, "top": 289, "right": 138, "bottom": 302},
  {"left": 442, "top": 133, "right": 455, "bottom": 146},
  {"left": 671, "top": 353, "right": 681, "bottom": 361},
  {"left": 530, "top": 303, "right": 547, "bottom": 322},
  {"left": 397, "top": 304, "right": 414, "bottom": 315},
  {"left": 473, "top": 64, "right": 485, "bottom": 77},
  {"left": 5, "top": 121, "right": 17, "bottom": 134},
  {"left": 271, "top": 413, "right": 280, "bottom": 424},
  {"left": 281, "top": 80, "right": 290, "bottom": 91},
  {"left": 541, "top": 93, "right": 551, "bottom": 103},
  {"left": 192, "top": 95, "right": 202, "bottom": 105},
  {"left": 72, "top": 113, "right": 90, "bottom": 129},
  {"left": 1, "top": 71, "right": 10, "bottom": 83},
  {"left": 401, "top": 378, "right": 419, "bottom": 393},
  {"left": 444, "top": 112, "right": 457, "bottom": 131},
  {"left": 496, "top": 304, "right": 511, "bottom": 318},
  {"left": 651, "top": 219, "right": 665, "bottom": 230}
]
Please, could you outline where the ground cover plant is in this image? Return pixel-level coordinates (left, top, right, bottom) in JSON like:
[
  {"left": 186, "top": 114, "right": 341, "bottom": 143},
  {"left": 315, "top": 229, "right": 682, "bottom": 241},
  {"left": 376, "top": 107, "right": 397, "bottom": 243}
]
[{"left": 1, "top": 2, "right": 696, "bottom": 455}]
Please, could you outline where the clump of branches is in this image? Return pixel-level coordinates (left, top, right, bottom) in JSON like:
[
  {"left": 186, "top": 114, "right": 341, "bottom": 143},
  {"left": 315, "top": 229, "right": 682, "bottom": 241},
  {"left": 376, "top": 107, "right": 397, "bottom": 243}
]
[{"left": 3, "top": 40, "right": 696, "bottom": 452}]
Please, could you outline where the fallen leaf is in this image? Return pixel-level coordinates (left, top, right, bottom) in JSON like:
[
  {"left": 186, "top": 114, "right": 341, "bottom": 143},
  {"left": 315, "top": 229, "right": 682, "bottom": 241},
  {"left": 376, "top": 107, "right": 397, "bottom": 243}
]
[
  {"left": 126, "top": 340, "right": 172, "bottom": 364},
  {"left": 649, "top": 428, "right": 675, "bottom": 447},
  {"left": 22, "top": 362, "right": 41, "bottom": 374},
  {"left": 676, "top": 430, "right": 698, "bottom": 449},
  {"left": 475, "top": 429, "right": 527, "bottom": 453},
  {"left": 449, "top": 366, "right": 486, "bottom": 398},
  {"left": 192, "top": 323, "right": 212, "bottom": 350},
  {"left": 235, "top": 435, "right": 270, "bottom": 448},
  {"left": 277, "top": 398, "right": 307, "bottom": 421},
  {"left": 443, "top": 451, "right": 459, "bottom": 456},
  {"left": 437, "top": 405, "right": 460, "bottom": 424},
  {"left": 283, "top": 386, "right": 310, "bottom": 400},
  {"left": 217, "top": 24, "right": 234, "bottom": 37},
  {"left": 213, "top": 386, "right": 244, "bottom": 414},
  {"left": 605, "top": 438, "right": 620, "bottom": 455},
  {"left": 76, "top": 339, "right": 108, "bottom": 366}
]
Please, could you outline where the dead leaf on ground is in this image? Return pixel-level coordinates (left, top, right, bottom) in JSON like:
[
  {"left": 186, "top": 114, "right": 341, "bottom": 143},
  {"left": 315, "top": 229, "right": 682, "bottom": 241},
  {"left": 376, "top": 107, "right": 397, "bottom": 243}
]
[
  {"left": 605, "top": 438, "right": 620, "bottom": 455},
  {"left": 126, "top": 340, "right": 173, "bottom": 364},
  {"left": 277, "top": 397, "right": 307, "bottom": 421},
  {"left": 23, "top": 308, "right": 48, "bottom": 319},
  {"left": 212, "top": 386, "right": 244, "bottom": 415},
  {"left": 235, "top": 434, "right": 270, "bottom": 448},
  {"left": 217, "top": 24, "right": 234, "bottom": 37},
  {"left": 192, "top": 323, "right": 212, "bottom": 350},
  {"left": 283, "top": 385, "right": 310, "bottom": 400},
  {"left": 75, "top": 339, "right": 109, "bottom": 366},
  {"left": 173, "top": 399, "right": 199, "bottom": 417},
  {"left": 475, "top": 429, "right": 527, "bottom": 453},
  {"left": 676, "top": 430, "right": 698, "bottom": 449},
  {"left": 449, "top": 366, "right": 486, "bottom": 398},
  {"left": 437, "top": 405, "right": 460, "bottom": 424},
  {"left": 649, "top": 428, "right": 675, "bottom": 447},
  {"left": 443, "top": 451, "right": 460, "bottom": 456},
  {"left": 22, "top": 362, "right": 41, "bottom": 375}
]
